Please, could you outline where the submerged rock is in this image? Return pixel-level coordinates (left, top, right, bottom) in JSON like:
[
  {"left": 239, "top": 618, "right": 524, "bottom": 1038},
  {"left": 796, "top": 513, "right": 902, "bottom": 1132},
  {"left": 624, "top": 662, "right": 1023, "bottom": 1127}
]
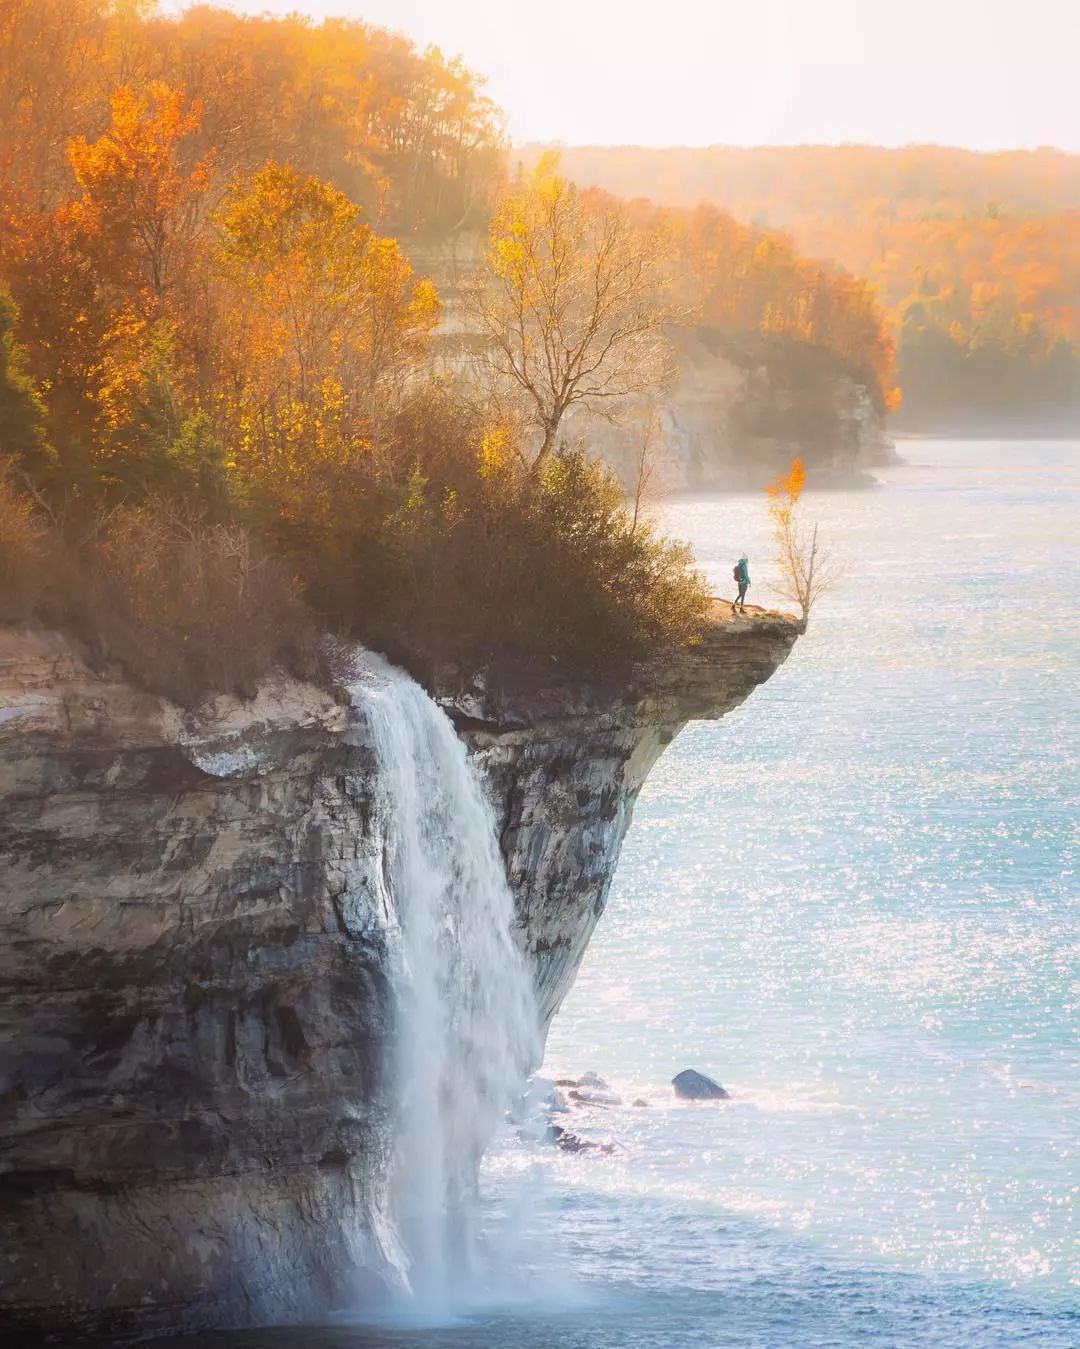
[
  {"left": 512, "top": 1076, "right": 569, "bottom": 1123},
  {"left": 568, "top": 1088, "right": 622, "bottom": 1107},
  {"left": 672, "top": 1069, "right": 730, "bottom": 1100},
  {"left": 547, "top": 1124, "right": 618, "bottom": 1155},
  {"left": 550, "top": 1072, "right": 622, "bottom": 1107}
]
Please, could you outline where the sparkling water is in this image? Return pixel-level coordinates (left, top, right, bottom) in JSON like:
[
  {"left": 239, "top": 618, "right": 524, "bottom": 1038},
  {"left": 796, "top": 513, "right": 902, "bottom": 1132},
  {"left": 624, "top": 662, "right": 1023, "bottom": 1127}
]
[
  {"left": 527, "top": 437, "right": 1079, "bottom": 1344},
  {"left": 152, "top": 439, "right": 1078, "bottom": 1347}
]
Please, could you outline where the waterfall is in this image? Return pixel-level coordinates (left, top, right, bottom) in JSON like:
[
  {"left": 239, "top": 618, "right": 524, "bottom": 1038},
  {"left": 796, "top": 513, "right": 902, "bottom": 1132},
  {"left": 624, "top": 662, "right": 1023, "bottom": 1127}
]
[{"left": 351, "top": 653, "right": 540, "bottom": 1310}]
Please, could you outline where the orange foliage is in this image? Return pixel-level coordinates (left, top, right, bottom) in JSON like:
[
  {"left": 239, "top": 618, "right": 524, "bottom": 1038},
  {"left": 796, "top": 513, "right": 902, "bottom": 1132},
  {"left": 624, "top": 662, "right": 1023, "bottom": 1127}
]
[
  {"left": 67, "top": 83, "right": 214, "bottom": 302},
  {"left": 211, "top": 162, "right": 440, "bottom": 493},
  {"left": 765, "top": 457, "right": 806, "bottom": 513},
  {"left": 618, "top": 196, "right": 898, "bottom": 409},
  {"left": 522, "top": 144, "right": 1080, "bottom": 425},
  {"left": 0, "top": 9, "right": 456, "bottom": 489},
  {"left": 0, "top": 3, "right": 504, "bottom": 237}
]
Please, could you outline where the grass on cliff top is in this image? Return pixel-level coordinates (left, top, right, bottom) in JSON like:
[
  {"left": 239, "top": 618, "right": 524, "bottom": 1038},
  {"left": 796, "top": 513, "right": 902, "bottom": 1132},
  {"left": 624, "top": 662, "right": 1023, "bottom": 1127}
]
[{"left": 0, "top": 464, "right": 334, "bottom": 704}]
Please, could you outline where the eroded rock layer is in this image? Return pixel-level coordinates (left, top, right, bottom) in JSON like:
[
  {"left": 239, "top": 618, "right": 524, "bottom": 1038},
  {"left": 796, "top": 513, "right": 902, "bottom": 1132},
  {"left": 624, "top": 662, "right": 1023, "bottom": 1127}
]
[{"left": 0, "top": 606, "right": 800, "bottom": 1337}]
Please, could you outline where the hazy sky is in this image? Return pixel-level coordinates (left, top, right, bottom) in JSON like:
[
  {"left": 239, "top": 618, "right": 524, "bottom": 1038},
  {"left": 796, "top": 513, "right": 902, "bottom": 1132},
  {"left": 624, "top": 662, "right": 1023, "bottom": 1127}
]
[{"left": 191, "top": 1, "right": 1080, "bottom": 150}]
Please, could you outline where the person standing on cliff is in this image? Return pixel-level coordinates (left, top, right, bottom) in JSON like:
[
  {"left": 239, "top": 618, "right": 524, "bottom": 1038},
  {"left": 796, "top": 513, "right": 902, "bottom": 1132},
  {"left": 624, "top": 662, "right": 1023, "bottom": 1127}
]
[{"left": 733, "top": 554, "right": 750, "bottom": 611}]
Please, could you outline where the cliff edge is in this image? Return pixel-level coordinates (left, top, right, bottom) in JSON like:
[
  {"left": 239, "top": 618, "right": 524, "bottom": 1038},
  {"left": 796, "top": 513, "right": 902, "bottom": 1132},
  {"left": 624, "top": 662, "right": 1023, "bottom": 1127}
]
[
  {"left": 435, "top": 602, "right": 802, "bottom": 1022},
  {"left": 0, "top": 606, "right": 800, "bottom": 1338}
]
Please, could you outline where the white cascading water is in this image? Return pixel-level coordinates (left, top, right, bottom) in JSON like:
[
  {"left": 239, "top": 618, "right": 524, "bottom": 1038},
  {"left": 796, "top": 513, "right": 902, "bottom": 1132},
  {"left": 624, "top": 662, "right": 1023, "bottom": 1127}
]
[{"left": 351, "top": 652, "right": 541, "bottom": 1311}]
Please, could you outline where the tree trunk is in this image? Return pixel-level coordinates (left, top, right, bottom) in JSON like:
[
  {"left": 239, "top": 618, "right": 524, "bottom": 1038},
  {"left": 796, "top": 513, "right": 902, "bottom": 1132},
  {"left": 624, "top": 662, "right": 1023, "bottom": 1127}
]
[{"left": 530, "top": 421, "right": 558, "bottom": 477}]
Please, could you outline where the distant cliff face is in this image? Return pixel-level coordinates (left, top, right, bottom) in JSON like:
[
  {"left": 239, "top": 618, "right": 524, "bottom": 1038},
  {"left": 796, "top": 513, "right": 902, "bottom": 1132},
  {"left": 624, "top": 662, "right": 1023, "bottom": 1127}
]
[
  {"left": 0, "top": 608, "right": 800, "bottom": 1339},
  {"left": 423, "top": 240, "right": 895, "bottom": 493},
  {"left": 570, "top": 327, "right": 896, "bottom": 492}
]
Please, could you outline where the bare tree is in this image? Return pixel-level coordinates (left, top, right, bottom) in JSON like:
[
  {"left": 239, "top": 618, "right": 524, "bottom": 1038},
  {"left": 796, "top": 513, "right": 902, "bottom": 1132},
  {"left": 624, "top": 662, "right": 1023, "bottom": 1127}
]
[
  {"left": 627, "top": 404, "right": 669, "bottom": 533},
  {"left": 463, "top": 166, "right": 676, "bottom": 472},
  {"left": 766, "top": 458, "right": 841, "bottom": 623}
]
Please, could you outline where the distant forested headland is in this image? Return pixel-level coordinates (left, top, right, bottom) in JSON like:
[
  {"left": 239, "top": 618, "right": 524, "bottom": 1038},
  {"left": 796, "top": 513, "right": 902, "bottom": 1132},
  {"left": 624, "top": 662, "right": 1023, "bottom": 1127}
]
[{"left": 518, "top": 144, "right": 1080, "bottom": 433}]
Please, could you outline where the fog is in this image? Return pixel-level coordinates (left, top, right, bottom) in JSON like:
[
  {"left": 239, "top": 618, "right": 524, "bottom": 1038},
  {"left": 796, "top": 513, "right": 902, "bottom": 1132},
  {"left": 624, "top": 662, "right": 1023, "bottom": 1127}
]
[{"left": 204, "top": 0, "right": 1080, "bottom": 150}]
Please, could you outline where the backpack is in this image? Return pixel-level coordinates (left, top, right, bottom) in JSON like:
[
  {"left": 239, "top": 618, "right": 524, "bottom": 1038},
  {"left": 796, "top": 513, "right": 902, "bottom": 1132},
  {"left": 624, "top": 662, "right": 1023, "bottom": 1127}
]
[{"left": 732, "top": 564, "right": 742, "bottom": 582}]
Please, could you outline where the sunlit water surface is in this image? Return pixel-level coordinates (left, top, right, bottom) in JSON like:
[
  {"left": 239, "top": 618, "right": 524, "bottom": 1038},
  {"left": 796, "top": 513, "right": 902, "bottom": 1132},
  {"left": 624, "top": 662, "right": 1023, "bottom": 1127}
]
[{"left": 157, "top": 440, "right": 1077, "bottom": 1347}]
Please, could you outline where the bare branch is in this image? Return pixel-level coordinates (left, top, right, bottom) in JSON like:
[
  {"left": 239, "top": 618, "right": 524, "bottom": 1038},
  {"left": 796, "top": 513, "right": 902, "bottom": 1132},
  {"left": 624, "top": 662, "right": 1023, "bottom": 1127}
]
[{"left": 462, "top": 170, "right": 676, "bottom": 470}]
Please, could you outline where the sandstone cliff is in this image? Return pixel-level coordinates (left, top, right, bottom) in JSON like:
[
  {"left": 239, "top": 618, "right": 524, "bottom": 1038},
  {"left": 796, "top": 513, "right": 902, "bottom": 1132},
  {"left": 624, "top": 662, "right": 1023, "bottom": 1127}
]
[
  {"left": 566, "top": 327, "right": 896, "bottom": 492},
  {"left": 0, "top": 606, "right": 800, "bottom": 1338},
  {"left": 425, "top": 231, "right": 895, "bottom": 493}
]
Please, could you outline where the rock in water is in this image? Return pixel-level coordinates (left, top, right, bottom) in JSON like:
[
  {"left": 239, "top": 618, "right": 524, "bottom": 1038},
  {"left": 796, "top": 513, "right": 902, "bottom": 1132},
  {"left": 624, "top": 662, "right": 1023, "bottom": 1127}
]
[
  {"left": 671, "top": 1069, "right": 730, "bottom": 1100},
  {"left": 568, "top": 1087, "right": 622, "bottom": 1107},
  {"left": 546, "top": 1125, "right": 618, "bottom": 1155}
]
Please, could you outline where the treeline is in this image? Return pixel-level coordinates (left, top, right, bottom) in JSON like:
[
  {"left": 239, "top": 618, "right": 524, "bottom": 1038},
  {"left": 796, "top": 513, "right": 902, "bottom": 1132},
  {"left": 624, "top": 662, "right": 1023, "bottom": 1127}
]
[
  {"left": 811, "top": 212, "right": 1080, "bottom": 431},
  {"left": 0, "top": 7, "right": 708, "bottom": 700},
  {"left": 546, "top": 183, "right": 899, "bottom": 411},
  {"left": 523, "top": 145, "right": 1080, "bottom": 224},
  {"left": 1, "top": 1, "right": 505, "bottom": 236},
  {"left": 522, "top": 144, "right": 1080, "bottom": 430},
  {"left": 647, "top": 200, "right": 897, "bottom": 410}
]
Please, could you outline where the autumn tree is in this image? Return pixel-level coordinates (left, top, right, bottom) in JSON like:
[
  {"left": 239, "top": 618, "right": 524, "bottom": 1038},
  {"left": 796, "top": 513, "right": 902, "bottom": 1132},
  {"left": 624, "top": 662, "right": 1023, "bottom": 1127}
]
[
  {"left": 210, "top": 161, "right": 439, "bottom": 529},
  {"left": 67, "top": 82, "right": 215, "bottom": 303},
  {"left": 626, "top": 404, "right": 668, "bottom": 533},
  {"left": 465, "top": 168, "right": 676, "bottom": 471},
  {"left": 765, "top": 458, "right": 839, "bottom": 624},
  {"left": 0, "top": 0, "right": 110, "bottom": 206},
  {"left": 0, "top": 84, "right": 217, "bottom": 493}
]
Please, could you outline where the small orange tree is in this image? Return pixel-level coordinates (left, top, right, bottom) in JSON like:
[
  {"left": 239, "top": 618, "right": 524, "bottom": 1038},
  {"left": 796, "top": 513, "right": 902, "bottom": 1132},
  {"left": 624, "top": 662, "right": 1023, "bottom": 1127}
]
[{"left": 765, "top": 458, "right": 839, "bottom": 624}]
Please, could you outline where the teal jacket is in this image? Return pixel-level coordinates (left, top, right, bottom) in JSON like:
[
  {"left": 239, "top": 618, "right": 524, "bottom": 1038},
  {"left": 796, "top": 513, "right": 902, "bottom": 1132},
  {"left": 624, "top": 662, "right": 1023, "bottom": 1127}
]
[{"left": 737, "top": 559, "right": 750, "bottom": 585}]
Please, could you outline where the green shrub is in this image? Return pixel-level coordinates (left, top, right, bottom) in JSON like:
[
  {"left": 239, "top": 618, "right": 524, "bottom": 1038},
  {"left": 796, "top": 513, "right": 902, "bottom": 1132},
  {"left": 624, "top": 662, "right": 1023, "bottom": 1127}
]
[
  {"left": 0, "top": 289, "right": 53, "bottom": 486},
  {"left": 280, "top": 383, "right": 711, "bottom": 676}
]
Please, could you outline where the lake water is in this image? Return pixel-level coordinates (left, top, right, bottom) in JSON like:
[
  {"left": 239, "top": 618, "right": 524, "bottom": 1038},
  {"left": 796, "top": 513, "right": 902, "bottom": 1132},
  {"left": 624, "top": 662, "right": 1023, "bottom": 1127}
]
[{"left": 156, "top": 439, "right": 1078, "bottom": 1347}]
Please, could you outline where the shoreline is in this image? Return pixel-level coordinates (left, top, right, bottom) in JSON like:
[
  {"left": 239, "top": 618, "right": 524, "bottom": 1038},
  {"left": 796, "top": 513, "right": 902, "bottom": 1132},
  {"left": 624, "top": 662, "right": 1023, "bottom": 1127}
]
[{"left": 891, "top": 429, "right": 1080, "bottom": 442}]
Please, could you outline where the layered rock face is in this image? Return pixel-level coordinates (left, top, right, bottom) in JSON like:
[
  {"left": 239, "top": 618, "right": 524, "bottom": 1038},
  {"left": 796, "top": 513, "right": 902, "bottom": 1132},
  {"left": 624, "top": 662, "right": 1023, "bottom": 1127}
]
[
  {"left": 0, "top": 606, "right": 800, "bottom": 1338},
  {"left": 436, "top": 309, "right": 895, "bottom": 492},
  {"left": 436, "top": 605, "right": 802, "bottom": 1024},
  {"left": 0, "top": 630, "right": 402, "bottom": 1339}
]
